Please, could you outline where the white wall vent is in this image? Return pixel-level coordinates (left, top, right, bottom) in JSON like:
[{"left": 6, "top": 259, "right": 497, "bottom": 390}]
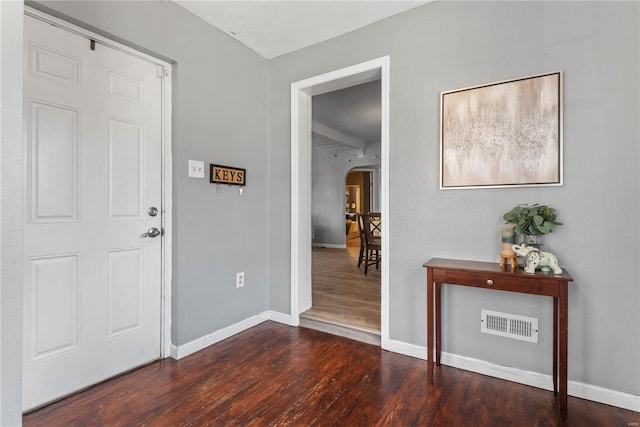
[{"left": 481, "top": 309, "right": 538, "bottom": 343}]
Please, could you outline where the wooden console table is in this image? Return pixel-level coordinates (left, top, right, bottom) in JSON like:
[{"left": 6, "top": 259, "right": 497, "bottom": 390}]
[{"left": 423, "top": 258, "right": 574, "bottom": 418}]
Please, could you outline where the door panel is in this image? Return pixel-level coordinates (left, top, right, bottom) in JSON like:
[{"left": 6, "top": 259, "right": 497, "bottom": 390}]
[
  {"left": 107, "top": 118, "right": 144, "bottom": 219},
  {"left": 107, "top": 248, "right": 143, "bottom": 337},
  {"left": 108, "top": 70, "right": 143, "bottom": 103},
  {"left": 29, "top": 43, "right": 81, "bottom": 86},
  {"left": 26, "top": 254, "right": 79, "bottom": 360},
  {"left": 23, "top": 15, "right": 163, "bottom": 410},
  {"left": 28, "top": 101, "right": 79, "bottom": 222}
]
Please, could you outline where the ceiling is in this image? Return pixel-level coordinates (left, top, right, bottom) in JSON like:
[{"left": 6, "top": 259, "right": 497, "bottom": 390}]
[
  {"left": 173, "top": 1, "right": 427, "bottom": 152},
  {"left": 173, "top": 1, "right": 430, "bottom": 60},
  {"left": 312, "top": 79, "right": 381, "bottom": 143}
]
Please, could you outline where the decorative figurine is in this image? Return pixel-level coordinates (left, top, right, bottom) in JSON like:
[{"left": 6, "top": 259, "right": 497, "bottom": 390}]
[
  {"left": 511, "top": 244, "right": 562, "bottom": 275},
  {"left": 500, "top": 227, "right": 517, "bottom": 271}
]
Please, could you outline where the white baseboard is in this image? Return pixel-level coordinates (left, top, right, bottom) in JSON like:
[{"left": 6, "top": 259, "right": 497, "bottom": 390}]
[
  {"left": 569, "top": 379, "right": 640, "bottom": 413},
  {"left": 312, "top": 243, "right": 346, "bottom": 249},
  {"left": 440, "top": 351, "right": 554, "bottom": 391},
  {"left": 441, "top": 352, "right": 639, "bottom": 412},
  {"left": 385, "top": 340, "right": 638, "bottom": 412},
  {"left": 169, "top": 317, "right": 639, "bottom": 413},
  {"left": 170, "top": 311, "right": 293, "bottom": 360},
  {"left": 385, "top": 338, "right": 426, "bottom": 360},
  {"left": 266, "top": 310, "right": 294, "bottom": 325}
]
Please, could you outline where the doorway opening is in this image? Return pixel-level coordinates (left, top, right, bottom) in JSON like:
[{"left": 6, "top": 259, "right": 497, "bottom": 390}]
[
  {"left": 290, "top": 56, "right": 390, "bottom": 348},
  {"left": 346, "top": 168, "right": 380, "bottom": 219},
  {"left": 301, "top": 166, "right": 381, "bottom": 342}
]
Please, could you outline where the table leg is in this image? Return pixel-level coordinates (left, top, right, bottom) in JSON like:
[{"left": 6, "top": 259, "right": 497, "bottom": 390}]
[
  {"left": 427, "top": 268, "right": 434, "bottom": 383},
  {"left": 435, "top": 282, "right": 441, "bottom": 366},
  {"left": 553, "top": 297, "right": 558, "bottom": 396},
  {"left": 559, "top": 284, "right": 568, "bottom": 419}
]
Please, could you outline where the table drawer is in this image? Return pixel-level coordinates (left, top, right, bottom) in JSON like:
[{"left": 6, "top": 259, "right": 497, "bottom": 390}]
[{"left": 445, "top": 270, "right": 541, "bottom": 294}]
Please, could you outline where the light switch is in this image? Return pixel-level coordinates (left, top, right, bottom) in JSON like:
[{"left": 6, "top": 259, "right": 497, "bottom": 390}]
[{"left": 188, "top": 160, "right": 205, "bottom": 178}]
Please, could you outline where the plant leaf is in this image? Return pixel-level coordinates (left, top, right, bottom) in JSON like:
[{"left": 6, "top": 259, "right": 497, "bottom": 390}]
[{"left": 504, "top": 204, "right": 562, "bottom": 232}]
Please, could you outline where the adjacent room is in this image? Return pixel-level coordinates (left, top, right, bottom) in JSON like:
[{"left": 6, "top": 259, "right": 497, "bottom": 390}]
[{"left": 1, "top": 0, "right": 638, "bottom": 425}]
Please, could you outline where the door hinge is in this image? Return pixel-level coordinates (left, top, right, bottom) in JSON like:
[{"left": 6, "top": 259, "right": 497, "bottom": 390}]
[{"left": 156, "top": 65, "right": 170, "bottom": 79}]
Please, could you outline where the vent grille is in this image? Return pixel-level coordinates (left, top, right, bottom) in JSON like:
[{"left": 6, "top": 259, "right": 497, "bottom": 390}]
[{"left": 481, "top": 309, "right": 538, "bottom": 343}]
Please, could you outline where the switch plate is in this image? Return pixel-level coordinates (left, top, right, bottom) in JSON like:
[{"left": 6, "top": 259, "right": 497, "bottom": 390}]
[
  {"left": 236, "top": 272, "right": 245, "bottom": 288},
  {"left": 188, "top": 160, "right": 205, "bottom": 178}
]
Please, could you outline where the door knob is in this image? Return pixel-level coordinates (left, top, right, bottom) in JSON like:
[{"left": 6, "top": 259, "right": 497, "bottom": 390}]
[
  {"left": 141, "top": 227, "right": 161, "bottom": 238},
  {"left": 148, "top": 207, "right": 159, "bottom": 217}
]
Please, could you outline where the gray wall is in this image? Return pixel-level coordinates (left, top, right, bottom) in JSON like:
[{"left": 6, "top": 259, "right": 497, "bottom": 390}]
[
  {"left": 269, "top": 1, "right": 639, "bottom": 396},
  {"left": 1, "top": 1, "right": 25, "bottom": 423},
  {"left": 34, "top": 0, "right": 271, "bottom": 346},
  {"left": 312, "top": 142, "right": 381, "bottom": 246}
]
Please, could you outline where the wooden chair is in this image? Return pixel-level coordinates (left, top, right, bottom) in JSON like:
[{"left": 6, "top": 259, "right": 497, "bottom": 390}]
[
  {"left": 356, "top": 213, "right": 366, "bottom": 268},
  {"left": 361, "top": 212, "right": 382, "bottom": 274}
]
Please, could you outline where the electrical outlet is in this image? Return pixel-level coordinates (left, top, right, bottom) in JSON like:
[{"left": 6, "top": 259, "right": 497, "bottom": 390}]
[
  {"left": 188, "top": 160, "right": 205, "bottom": 178},
  {"left": 236, "top": 272, "right": 244, "bottom": 288}
]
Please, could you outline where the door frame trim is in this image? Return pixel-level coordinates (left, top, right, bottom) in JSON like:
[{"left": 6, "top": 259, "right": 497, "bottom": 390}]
[
  {"left": 290, "top": 56, "right": 390, "bottom": 348},
  {"left": 24, "top": 6, "right": 174, "bottom": 358}
]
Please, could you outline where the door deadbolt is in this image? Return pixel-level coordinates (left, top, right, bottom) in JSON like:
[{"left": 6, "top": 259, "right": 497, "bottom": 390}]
[{"left": 148, "top": 207, "right": 159, "bottom": 217}]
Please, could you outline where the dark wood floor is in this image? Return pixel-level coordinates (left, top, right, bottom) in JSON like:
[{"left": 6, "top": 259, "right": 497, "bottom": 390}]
[
  {"left": 24, "top": 321, "right": 638, "bottom": 426},
  {"left": 305, "top": 237, "right": 381, "bottom": 331}
]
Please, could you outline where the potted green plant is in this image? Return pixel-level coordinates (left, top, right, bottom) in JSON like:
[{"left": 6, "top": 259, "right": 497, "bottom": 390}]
[{"left": 503, "top": 204, "right": 562, "bottom": 247}]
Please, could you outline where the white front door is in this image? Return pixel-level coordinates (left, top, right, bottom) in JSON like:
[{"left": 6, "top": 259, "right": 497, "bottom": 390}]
[{"left": 23, "top": 15, "right": 163, "bottom": 410}]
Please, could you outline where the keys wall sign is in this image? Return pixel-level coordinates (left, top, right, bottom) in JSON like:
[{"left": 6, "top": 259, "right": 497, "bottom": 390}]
[{"left": 210, "top": 164, "right": 246, "bottom": 186}]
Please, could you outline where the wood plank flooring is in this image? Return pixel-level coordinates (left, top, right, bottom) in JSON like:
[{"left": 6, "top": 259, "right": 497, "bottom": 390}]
[
  {"left": 24, "top": 321, "right": 639, "bottom": 426},
  {"left": 304, "top": 237, "right": 380, "bottom": 331}
]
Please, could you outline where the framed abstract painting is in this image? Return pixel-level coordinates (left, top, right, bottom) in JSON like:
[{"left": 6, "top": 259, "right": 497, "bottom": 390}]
[{"left": 440, "top": 71, "right": 563, "bottom": 189}]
